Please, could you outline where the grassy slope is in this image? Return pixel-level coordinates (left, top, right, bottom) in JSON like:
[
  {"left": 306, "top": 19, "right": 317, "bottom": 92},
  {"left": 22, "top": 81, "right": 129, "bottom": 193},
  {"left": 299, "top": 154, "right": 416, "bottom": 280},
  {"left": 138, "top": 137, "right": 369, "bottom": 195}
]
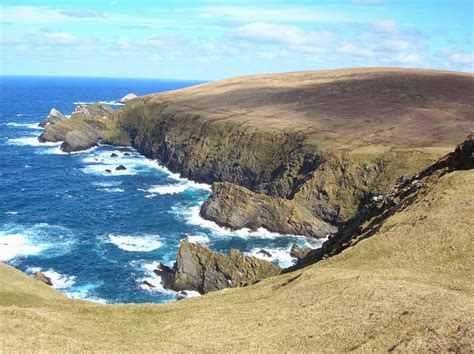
[{"left": 1, "top": 170, "right": 472, "bottom": 352}]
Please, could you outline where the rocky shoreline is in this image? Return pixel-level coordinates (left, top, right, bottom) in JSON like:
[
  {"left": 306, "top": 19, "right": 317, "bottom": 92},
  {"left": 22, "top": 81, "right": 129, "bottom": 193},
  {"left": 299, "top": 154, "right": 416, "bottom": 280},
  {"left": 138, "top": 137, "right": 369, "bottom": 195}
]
[{"left": 33, "top": 68, "right": 474, "bottom": 295}]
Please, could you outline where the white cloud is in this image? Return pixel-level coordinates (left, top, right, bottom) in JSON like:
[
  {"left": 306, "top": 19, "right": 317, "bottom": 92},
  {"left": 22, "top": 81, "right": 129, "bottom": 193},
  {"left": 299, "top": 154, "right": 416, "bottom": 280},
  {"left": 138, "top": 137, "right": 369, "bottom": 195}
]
[
  {"left": 200, "top": 6, "right": 349, "bottom": 23},
  {"left": 235, "top": 23, "right": 333, "bottom": 48},
  {"left": 438, "top": 48, "right": 473, "bottom": 65}
]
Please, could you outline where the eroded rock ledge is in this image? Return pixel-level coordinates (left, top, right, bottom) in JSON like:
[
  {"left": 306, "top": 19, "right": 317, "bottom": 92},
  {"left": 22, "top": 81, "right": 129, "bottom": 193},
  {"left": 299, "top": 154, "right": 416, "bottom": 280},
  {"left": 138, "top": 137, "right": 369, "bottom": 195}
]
[
  {"left": 38, "top": 103, "right": 129, "bottom": 152},
  {"left": 200, "top": 182, "right": 337, "bottom": 238},
  {"left": 156, "top": 240, "right": 282, "bottom": 294}
]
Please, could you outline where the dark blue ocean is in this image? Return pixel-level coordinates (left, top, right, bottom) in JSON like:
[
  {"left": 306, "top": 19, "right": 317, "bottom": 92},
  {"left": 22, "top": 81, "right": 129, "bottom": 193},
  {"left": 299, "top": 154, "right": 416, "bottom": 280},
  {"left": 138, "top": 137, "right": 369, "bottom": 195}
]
[{"left": 0, "top": 76, "right": 321, "bottom": 303}]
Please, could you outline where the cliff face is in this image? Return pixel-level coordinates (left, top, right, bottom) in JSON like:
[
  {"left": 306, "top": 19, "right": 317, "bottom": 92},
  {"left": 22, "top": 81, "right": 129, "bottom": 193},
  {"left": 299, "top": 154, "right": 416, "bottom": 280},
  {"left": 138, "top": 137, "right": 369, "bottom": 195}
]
[
  {"left": 108, "top": 69, "right": 473, "bottom": 235},
  {"left": 158, "top": 240, "right": 281, "bottom": 294},
  {"left": 200, "top": 182, "right": 337, "bottom": 237},
  {"left": 296, "top": 133, "right": 474, "bottom": 267}
]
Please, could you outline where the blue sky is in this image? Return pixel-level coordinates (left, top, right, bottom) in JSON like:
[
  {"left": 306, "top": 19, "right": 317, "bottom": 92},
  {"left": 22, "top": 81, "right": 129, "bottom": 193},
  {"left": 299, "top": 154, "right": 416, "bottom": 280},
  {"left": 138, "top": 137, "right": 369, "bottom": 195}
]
[{"left": 1, "top": 0, "right": 472, "bottom": 79}]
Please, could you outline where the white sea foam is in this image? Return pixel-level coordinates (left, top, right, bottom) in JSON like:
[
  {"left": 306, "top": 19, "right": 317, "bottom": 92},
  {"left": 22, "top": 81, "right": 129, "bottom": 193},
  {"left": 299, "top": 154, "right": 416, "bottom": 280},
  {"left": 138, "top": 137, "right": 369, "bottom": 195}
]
[
  {"left": 6, "top": 122, "right": 42, "bottom": 129},
  {"left": 64, "top": 283, "right": 108, "bottom": 303},
  {"left": 247, "top": 247, "right": 296, "bottom": 268},
  {"left": 0, "top": 223, "right": 74, "bottom": 262},
  {"left": 175, "top": 205, "right": 295, "bottom": 239},
  {"left": 5, "top": 211, "right": 18, "bottom": 215},
  {"left": 7, "top": 136, "right": 61, "bottom": 147},
  {"left": 137, "top": 261, "right": 177, "bottom": 296},
  {"left": 186, "top": 234, "right": 210, "bottom": 245},
  {"left": 16, "top": 113, "right": 31, "bottom": 117},
  {"left": 108, "top": 234, "right": 162, "bottom": 252},
  {"left": 26, "top": 267, "right": 76, "bottom": 289},
  {"left": 93, "top": 181, "right": 121, "bottom": 188},
  {"left": 102, "top": 188, "right": 125, "bottom": 193},
  {"left": 147, "top": 184, "right": 189, "bottom": 195},
  {"left": 0, "top": 234, "right": 44, "bottom": 261}
]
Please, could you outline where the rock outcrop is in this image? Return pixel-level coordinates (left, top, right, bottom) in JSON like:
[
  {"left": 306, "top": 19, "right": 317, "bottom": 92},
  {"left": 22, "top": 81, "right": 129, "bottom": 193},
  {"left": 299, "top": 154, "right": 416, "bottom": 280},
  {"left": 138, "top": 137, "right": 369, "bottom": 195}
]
[
  {"left": 156, "top": 241, "right": 281, "bottom": 294},
  {"left": 295, "top": 133, "right": 474, "bottom": 268},
  {"left": 39, "top": 108, "right": 66, "bottom": 127},
  {"left": 72, "top": 103, "right": 113, "bottom": 118},
  {"left": 119, "top": 93, "right": 137, "bottom": 103},
  {"left": 33, "top": 271, "right": 52, "bottom": 286},
  {"left": 38, "top": 103, "right": 125, "bottom": 152},
  {"left": 200, "top": 182, "right": 337, "bottom": 238}
]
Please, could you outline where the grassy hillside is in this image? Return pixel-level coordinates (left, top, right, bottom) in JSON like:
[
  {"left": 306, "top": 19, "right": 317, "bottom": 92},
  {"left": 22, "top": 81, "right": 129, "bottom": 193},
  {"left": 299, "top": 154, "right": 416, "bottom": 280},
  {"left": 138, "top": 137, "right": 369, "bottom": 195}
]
[{"left": 1, "top": 168, "right": 472, "bottom": 352}]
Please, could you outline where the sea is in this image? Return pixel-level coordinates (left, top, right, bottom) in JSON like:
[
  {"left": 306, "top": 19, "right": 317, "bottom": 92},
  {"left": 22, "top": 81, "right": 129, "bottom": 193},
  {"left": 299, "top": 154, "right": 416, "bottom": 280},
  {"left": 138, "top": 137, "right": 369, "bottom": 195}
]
[{"left": 0, "top": 76, "right": 322, "bottom": 304}]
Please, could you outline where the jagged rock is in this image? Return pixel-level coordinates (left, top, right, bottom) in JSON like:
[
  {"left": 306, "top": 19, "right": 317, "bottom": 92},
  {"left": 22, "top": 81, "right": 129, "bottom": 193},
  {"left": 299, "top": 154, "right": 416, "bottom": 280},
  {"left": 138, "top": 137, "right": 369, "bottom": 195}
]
[
  {"left": 72, "top": 103, "right": 113, "bottom": 118},
  {"left": 200, "top": 182, "right": 337, "bottom": 238},
  {"left": 39, "top": 108, "right": 66, "bottom": 127},
  {"left": 290, "top": 244, "right": 304, "bottom": 260},
  {"left": 142, "top": 280, "right": 155, "bottom": 288},
  {"left": 34, "top": 271, "right": 52, "bottom": 286},
  {"left": 119, "top": 93, "right": 138, "bottom": 103},
  {"left": 257, "top": 249, "right": 272, "bottom": 257},
  {"left": 123, "top": 152, "right": 130, "bottom": 156},
  {"left": 115, "top": 165, "right": 127, "bottom": 171},
  {"left": 176, "top": 290, "right": 201, "bottom": 300},
  {"left": 110, "top": 153, "right": 119, "bottom": 157},
  {"left": 158, "top": 241, "right": 281, "bottom": 294},
  {"left": 38, "top": 107, "right": 113, "bottom": 152}
]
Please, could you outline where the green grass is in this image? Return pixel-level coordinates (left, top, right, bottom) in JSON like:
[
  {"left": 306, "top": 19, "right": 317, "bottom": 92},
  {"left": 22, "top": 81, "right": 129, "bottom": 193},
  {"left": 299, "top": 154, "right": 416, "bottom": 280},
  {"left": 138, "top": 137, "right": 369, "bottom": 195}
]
[{"left": 1, "top": 170, "right": 472, "bottom": 352}]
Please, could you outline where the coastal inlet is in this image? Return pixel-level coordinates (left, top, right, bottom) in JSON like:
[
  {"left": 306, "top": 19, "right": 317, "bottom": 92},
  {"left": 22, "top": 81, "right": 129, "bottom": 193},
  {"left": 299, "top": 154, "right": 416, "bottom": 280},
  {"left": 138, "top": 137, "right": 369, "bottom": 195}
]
[{"left": 0, "top": 76, "right": 322, "bottom": 304}]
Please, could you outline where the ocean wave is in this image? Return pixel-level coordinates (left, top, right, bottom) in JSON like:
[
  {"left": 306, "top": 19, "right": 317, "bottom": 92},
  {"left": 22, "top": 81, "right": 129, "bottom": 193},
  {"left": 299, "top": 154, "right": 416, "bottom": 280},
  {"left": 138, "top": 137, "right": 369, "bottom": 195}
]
[
  {"left": 102, "top": 188, "right": 124, "bottom": 193},
  {"left": 5, "top": 122, "right": 42, "bottom": 129},
  {"left": 0, "top": 223, "right": 74, "bottom": 262},
  {"left": 246, "top": 247, "right": 296, "bottom": 268},
  {"left": 5, "top": 211, "right": 18, "bottom": 215},
  {"left": 108, "top": 234, "right": 163, "bottom": 252},
  {"left": 27, "top": 267, "right": 76, "bottom": 289},
  {"left": 136, "top": 261, "right": 177, "bottom": 296},
  {"left": 0, "top": 234, "right": 44, "bottom": 261},
  {"left": 186, "top": 234, "right": 210, "bottom": 245},
  {"left": 7, "top": 136, "right": 61, "bottom": 147},
  {"left": 63, "top": 283, "right": 108, "bottom": 303}
]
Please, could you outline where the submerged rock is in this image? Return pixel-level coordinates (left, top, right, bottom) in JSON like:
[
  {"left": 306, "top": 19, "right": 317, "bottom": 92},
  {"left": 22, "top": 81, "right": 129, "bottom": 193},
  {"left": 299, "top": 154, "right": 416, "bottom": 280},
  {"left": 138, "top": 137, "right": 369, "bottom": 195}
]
[
  {"left": 115, "top": 165, "right": 127, "bottom": 171},
  {"left": 257, "top": 249, "right": 272, "bottom": 257},
  {"left": 34, "top": 271, "right": 52, "bottom": 286},
  {"left": 110, "top": 153, "right": 119, "bottom": 158},
  {"left": 119, "top": 93, "right": 138, "bottom": 103},
  {"left": 38, "top": 108, "right": 66, "bottom": 127},
  {"left": 157, "top": 241, "right": 282, "bottom": 294},
  {"left": 200, "top": 182, "right": 337, "bottom": 238},
  {"left": 290, "top": 244, "right": 305, "bottom": 260},
  {"left": 142, "top": 280, "right": 156, "bottom": 288},
  {"left": 105, "top": 169, "right": 112, "bottom": 173}
]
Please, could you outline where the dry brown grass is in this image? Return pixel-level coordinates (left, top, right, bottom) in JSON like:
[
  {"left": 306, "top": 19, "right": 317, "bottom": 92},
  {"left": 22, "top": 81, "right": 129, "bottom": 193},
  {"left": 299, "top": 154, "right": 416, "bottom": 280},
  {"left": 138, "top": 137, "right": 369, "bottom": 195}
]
[
  {"left": 1, "top": 170, "right": 473, "bottom": 352},
  {"left": 138, "top": 68, "right": 474, "bottom": 151}
]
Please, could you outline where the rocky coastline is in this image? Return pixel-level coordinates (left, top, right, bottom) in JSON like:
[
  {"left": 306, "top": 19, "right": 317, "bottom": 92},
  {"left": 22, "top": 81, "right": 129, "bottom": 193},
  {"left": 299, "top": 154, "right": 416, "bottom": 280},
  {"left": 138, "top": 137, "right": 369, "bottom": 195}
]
[{"left": 33, "top": 68, "right": 474, "bottom": 294}]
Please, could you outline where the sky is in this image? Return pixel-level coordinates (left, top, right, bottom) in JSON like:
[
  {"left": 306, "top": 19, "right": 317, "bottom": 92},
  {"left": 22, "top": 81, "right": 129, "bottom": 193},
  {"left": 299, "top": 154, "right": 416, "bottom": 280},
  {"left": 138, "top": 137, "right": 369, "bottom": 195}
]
[{"left": 0, "top": 0, "right": 473, "bottom": 80}]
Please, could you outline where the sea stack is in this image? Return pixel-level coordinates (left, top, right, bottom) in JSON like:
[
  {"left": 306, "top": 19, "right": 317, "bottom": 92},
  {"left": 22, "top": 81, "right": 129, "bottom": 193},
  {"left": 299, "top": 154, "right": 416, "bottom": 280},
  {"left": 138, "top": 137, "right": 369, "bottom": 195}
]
[
  {"left": 119, "top": 93, "right": 137, "bottom": 103},
  {"left": 38, "top": 108, "right": 66, "bottom": 127}
]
